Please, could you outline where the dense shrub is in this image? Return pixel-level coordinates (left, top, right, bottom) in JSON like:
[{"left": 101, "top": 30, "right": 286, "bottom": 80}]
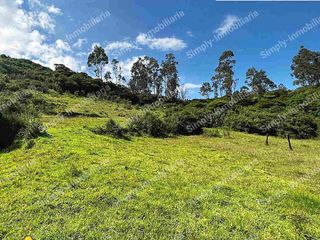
[
  {"left": 278, "top": 114, "right": 318, "bottom": 139},
  {"left": 0, "top": 93, "right": 46, "bottom": 150},
  {"left": 0, "top": 113, "right": 25, "bottom": 149},
  {"left": 128, "top": 112, "right": 167, "bottom": 137},
  {"left": 92, "top": 119, "right": 127, "bottom": 139},
  {"left": 224, "top": 110, "right": 276, "bottom": 135},
  {"left": 165, "top": 111, "right": 203, "bottom": 135},
  {"left": 203, "top": 128, "right": 230, "bottom": 138},
  {"left": 224, "top": 109, "right": 318, "bottom": 139}
]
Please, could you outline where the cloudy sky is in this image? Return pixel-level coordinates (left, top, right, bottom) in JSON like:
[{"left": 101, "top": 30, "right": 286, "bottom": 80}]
[{"left": 1, "top": 0, "right": 320, "bottom": 98}]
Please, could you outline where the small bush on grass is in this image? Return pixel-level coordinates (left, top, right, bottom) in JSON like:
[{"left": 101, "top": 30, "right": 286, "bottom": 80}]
[
  {"left": 0, "top": 113, "right": 25, "bottom": 149},
  {"left": 203, "top": 128, "right": 231, "bottom": 138},
  {"left": 25, "top": 140, "right": 35, "bottom": 149},
  {"left": 70, "top": 164, "right": 82, "bottom": 177},
  {"left": 165, "top": 112, "right": 203, "bottom": 136},
  {"left": 0, "top": 113, "right": 45, "bottom": 150},
  {"left": 203, "top": 128, "right": 222, "bottom": 138},
  {"left": 20, "top": 119, "right": 46, "bottom": 140},
  {"left": 128, "top": 112, "right": 167, "bottom": 137},
  {"left": 92, "top": 119, "right": 127, "bottom": 139}
]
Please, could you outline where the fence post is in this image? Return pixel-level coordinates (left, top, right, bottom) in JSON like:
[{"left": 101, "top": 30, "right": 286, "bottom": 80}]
[{"left": 287, "top": 134, "right": 293, "bottom": 151}]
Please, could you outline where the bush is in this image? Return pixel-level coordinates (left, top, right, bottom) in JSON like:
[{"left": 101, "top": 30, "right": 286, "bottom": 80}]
[
  {"left": 203, "top": 128, "right": 231, "bottom": 138},
  {"left": 25, "top": 140, "right": 35, "bottom": 149},
  {"left": 128, "top": 112, "right": 167, "bottom": 137},
  {"left": 92, "top": 119, "right": 127, "bottom": 139},
  {"left": 0, "top": 93, "right": 47, "bottom": 150},
  {"left": 278, "top": 114, "right": 318, "bottom": 139},
  {"left": 21, "top": 120, "right": 46, "bottom": 140},
  {"left": 0, "top": 113, "right": 45, "bottom": 150},
  {"left": 224, "top": 110, "right": 276, "bottom": 135},
  {"left": 0, "top": 113, "right": 25, "bottom": 149},
  {"left": 165, "top": 111, "right": 203, "bottom": 135},
  {"left": 203, "top": 128, "right": 222, "bottom": 137}
]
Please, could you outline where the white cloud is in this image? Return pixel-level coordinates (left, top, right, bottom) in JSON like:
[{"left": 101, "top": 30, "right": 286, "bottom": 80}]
[
  {"left": 56, "top": 39, "right": 71, "bottom": 51},
  {"left": 183, "top": 83, "right": 202, "bottom": 89},
  {"left": 28, "top": 0, "right": 41, "bottom": 7},
  {"left": 0, "top": 0, "right": 81, "bottom": 71},
  {"left": 73, "top": 38, "right": 87, "bottom": 49},
  {"left": 187, "top": 31, "right": 193, "bottom": 37},
  {"left": 214, "top": 15, "right": 240, "bottom": 36},
  {"left": 47, "top": 5, "right": 62, "bottom": 15},
  {"left": 37, "top": 11, "right": 55, "bottom": 32},
  {"left": 136, "top": 33, "right": 186, "bottom": 51},
  {"left": 29, "top": 0, "right": 62, "bottom": 15},
  {"left": 105, "top": 41, "right": 140, "bottom": 52}
]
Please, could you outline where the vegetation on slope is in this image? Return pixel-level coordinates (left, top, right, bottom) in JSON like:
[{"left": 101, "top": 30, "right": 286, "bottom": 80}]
[{"left": 0, "top": 95, "right": 319, "bottom": 239}]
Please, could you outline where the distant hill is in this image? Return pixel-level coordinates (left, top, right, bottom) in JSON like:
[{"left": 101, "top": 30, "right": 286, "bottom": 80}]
[
  {"left": 0, "top": 54, "right": 53, "bottom": 80},
  {"left": 1, "top": 54, "right": 319, "bottom": 146},
  {"left": 0, "top": 54, "right": 156, "bottom": 105}
]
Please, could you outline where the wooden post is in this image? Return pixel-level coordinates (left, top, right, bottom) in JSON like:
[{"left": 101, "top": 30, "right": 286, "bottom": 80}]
[
  {"left": 287, "top": 134, "right": 293, "bottom": 151},
  {"left": 265, "top": 133, "right": 269, "bottom": 146}
]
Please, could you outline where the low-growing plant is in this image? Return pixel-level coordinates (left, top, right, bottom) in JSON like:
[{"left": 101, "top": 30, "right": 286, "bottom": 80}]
[
  {"left": 25, "top": 140, "right": 35, "bottom": 149},
  {"left": 165, "top": 111, "right": 203, "bottom": 135},
  {"left": 92, "top": 119, "right": 127, "bottom": 139},
  {"left": 128, "top": 112, "right": 167, "bottom": 137},
  {"left": 21, "top": 119, "right": 46, "bottom": 140},
  {"left": 203, "top": 128, "right": 231, "bottom": 138},
  {"left": 203, "top": 128, "right": 222, "bottom": 138}
]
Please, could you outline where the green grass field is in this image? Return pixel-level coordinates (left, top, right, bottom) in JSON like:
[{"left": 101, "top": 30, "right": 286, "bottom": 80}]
[{"left": 0, "top": 95, "right": 319, "bottom": 239}]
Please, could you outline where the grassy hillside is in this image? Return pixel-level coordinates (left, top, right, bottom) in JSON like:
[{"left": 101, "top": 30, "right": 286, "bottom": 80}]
[{"left": 0, "top": 95, "right": 319, "bottom": 239}]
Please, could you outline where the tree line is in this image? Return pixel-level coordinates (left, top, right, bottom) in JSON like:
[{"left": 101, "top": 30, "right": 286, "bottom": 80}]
[
  {"left": 54, "top": 44, "right": 320, "bottom": 102},
  {"left": 200, "top": 46, "right": 320, "bottom": 99},
  {"left": 87, "top": 45, "right": 180, "bottom": 100}
]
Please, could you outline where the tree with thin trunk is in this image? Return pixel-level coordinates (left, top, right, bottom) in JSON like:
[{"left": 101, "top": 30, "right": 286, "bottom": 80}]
[
  {"left": 214, "top": 50, "right": 236, "bottom": 98},
  {"left": 291, "top": 46, "right": 320, "bottom": 87},
  {"left": 200, "top": 82, "right": 213, "bottom": 99},
  {"left": 161, "top": 53, "right": 179, "bottom": 100},
  {"left": 87, "top": 45, "right": 108, "bottom": 79},
  {"left": 245, "top": 67, "right": 276, "bottom": 94}
]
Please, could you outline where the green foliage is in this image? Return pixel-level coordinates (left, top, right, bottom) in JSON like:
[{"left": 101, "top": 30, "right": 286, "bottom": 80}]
[
  {"left": 165, "top": 111, "right": 204, "bottom": 135},
  {"left": 279, "top": 114, "right": 318, "bottom": 139},
  {"left": 203, "top": 128, "right": 230, "bottom": 138},
  {"left": 200, "top": 82, "right": 213, "bottom": 98},
  {"left": 0, "top": 112, "right": 25, "bottom": 149},
  {"left": 161, "top": 53, "right": 179, "bottom": 99},
  {"left": 129, "top": 56, "right": 162, "bottom": 95},
  {"left": 0, "top": 92, "right": 46, "bottom": 150},
  {"left": 70, "top": 164, "right": 82, "bottom": 177},
  {"left": 224, "top": 109, "right": 277, "bottom": 135},
  {"left": 0, "top": 55, "right": 160, "bottom": 105},
  {"left": 87, "top": 45, "right": 108, "bottom": 79},
  {"left": 291, "top": 46, "right": 320, "bottom": 86},
  {"left": 245, "top": 67, "right": 277, "bottom": 94},
  {"left": 164, "top": 86, "right": 320, "bottom": 139},
  {"left": 25, "top": 140, "right": 35, "bottom": 149},
  {"left": 128, "top": 112, "right": 167, "bottom": 137},
  {"left": 92, "top": 119, "right": 127, "bottom": 139},
  {"left": 213, "top": 50, "right": 236, "bottom": 98}
]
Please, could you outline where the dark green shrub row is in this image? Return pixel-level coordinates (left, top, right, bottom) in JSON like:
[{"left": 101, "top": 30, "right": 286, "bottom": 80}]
[
  {"left": 128, "top": 112, "right": 167, "bottom": 137},
  {"left": 0, "top": 93, "right": 46, "bottom": 150}
]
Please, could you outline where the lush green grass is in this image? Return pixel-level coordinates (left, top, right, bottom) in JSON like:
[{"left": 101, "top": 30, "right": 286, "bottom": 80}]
[{"left": 0, "top": 95, "right": 319, "bottom": 239}]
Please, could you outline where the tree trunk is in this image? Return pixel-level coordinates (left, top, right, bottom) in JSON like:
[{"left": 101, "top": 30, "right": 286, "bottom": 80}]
[
  {"left": 265, "top": 133, "right": 269, "bottom": 146},
  {"left": 287, "top": 134, "right": 293, "bottom": 151}
]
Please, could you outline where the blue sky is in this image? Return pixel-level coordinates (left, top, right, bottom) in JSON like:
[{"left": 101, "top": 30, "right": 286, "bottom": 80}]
[{"left": 1, "top": 0, "right": 320, "bottom": 98}]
